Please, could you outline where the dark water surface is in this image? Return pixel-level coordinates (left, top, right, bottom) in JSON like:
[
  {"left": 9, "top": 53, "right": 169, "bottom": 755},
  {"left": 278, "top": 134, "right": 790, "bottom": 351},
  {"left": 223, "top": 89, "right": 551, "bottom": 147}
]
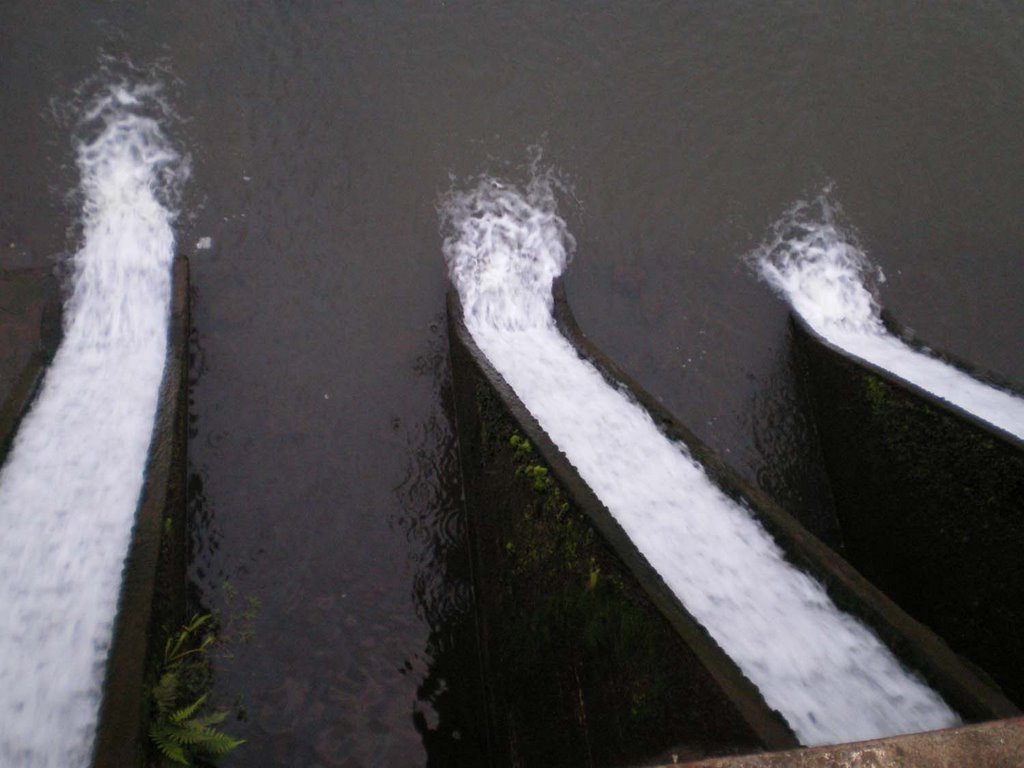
[{"left": 3, "top": 2, "right": 1023, "bottom": 765}]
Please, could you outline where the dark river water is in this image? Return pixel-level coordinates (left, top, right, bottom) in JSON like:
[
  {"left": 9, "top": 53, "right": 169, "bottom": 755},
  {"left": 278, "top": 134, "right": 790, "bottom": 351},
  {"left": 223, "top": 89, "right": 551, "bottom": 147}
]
[{"left": 3, "top": 2, "right": 1023, "bottom": 765}]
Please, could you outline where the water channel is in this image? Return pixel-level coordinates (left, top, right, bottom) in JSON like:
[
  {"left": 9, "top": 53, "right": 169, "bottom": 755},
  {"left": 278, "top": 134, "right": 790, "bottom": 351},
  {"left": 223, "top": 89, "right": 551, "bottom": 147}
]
[{"left": 1, "top": 2, "right": 1022, "bottom": 765}]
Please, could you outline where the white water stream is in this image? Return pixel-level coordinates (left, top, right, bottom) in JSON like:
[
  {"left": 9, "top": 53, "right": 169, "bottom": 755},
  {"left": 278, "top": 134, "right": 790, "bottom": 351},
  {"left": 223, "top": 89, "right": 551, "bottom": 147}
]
[
  {"left": 441, "top": 174, "right": 959, "bottom": 746},
  {"left": 753, "top": 192, "right": 1024, "bottom": 441},
  {"left": 0, "top": 84, "right": 181, "bottom": 767}
]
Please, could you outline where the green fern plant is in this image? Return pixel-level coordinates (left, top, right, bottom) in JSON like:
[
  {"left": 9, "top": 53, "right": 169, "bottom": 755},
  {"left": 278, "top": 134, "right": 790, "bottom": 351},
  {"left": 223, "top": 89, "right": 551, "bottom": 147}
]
[{"left": 149, "top": 615, "right": 244, "bottom": 766}]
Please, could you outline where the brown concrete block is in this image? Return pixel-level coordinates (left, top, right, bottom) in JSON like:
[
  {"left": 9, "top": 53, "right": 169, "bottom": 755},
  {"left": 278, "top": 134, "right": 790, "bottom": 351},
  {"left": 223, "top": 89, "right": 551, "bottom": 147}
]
[{"left": 675, "top": 717, "right": 1024, "bottom": 768}]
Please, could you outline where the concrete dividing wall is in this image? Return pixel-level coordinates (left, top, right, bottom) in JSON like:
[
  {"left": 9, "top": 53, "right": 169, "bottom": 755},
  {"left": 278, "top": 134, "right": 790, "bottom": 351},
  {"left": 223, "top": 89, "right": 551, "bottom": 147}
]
[
  {"left": 92, "top": 256, "right": 190, "bottom": 768},
  {"left": 792, "top": 315, "right": 1024, "bottom": 707},
  {"left": 448, "top": 291, "right": 793, "bottom": 766}
]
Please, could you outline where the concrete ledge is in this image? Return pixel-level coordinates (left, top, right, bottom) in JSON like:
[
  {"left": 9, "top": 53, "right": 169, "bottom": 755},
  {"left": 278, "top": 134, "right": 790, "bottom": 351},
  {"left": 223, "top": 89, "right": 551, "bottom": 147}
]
[
  {"left": 676, "top": 716, "right": 1024, "bottom": 768},
  {"left": 791, "top": 313, "right": 1024, "bottom": 707},
  {"left": 92, "top": 257, "right": 189, "bottom": 768}
]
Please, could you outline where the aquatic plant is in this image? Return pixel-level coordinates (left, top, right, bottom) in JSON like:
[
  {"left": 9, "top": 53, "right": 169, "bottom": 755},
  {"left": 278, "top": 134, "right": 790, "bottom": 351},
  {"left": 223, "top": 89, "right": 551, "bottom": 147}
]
[{"left": 149, "top": 615, "right": 244, "bottom": 766}]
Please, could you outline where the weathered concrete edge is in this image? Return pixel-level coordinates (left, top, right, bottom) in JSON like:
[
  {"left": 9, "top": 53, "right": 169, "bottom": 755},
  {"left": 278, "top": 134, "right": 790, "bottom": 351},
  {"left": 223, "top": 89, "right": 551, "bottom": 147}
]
[
  {"left": 551, "top": 279, "right": 1019, "bottom": 724},
  {"left": 446, "top": 288, "right": 800, "bottom": 752},
  {"left": 796, "top": 312, "right": 1024, "bottom": 452},
  {"left": 92, "top": 256, "right": 189, "bottom": 768},
  {"left": 674, "top": 716, "right": 1024, "bottom": 768}
]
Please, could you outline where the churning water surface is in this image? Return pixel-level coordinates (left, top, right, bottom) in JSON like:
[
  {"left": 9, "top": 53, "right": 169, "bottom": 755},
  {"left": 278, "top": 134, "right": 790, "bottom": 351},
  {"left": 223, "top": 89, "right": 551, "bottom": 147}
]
[
  {"left": 441, "top": 174, "right": 960, "bottom": 747},
  {"left": 0, "top": 83, "right": 182, "bottom": 767},
  {"left": 752, "top": 192, "right": 1024, "bottom": 441}
]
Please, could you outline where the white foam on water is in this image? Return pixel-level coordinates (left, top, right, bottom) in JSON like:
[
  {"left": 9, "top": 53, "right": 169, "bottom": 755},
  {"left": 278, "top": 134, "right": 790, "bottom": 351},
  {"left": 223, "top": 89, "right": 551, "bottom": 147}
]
[
  {"left": 441, "top": 174, "right": 960, "bottom": 746},
  {"left": 752, "top": 191, "right": 1024, "bottom": 440},
  {"left": 0, "top": 82, "right": 182, "bottom": 767}
]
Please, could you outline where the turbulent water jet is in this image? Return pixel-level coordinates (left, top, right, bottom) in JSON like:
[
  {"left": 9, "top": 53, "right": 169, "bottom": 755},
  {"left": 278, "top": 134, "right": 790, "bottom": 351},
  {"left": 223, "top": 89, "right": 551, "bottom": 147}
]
[
  {"left": 441, "top": 173, "right": 960, "bottom": 747},
  {"left": 0, "top": 82, "right": 183, "bottom": 768},
  {"left": 751, "top": 190, "right": 1024, "bottom": 440}
]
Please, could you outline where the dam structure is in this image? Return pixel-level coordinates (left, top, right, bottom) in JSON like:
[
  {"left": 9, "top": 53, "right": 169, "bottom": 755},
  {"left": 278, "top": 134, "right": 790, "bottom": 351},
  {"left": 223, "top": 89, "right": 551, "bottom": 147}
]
[
  {"left": 752, "top": 192, "right": 1024, "bottom": 441},
  {"left": 0, "top": 84, "right": 183, "bottom": 768},
  {"left": 751, "top": 192, "right": 1024, "bottom": 708},
  {"left": 440, "top": 174, "right": 966, "bottom": 747}
]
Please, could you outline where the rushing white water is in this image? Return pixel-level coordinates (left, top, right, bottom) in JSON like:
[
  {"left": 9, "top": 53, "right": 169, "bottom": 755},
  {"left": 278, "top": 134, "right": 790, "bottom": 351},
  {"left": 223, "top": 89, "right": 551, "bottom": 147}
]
[
  {"left": 0, "top": 84, "right": 182, "bottom": 767},
  {"left": 752, "top": 192, "right": 1024, "bottom": 441},
  {"left": 441, "top": 174, "right": 960, "bottom": 746}
]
